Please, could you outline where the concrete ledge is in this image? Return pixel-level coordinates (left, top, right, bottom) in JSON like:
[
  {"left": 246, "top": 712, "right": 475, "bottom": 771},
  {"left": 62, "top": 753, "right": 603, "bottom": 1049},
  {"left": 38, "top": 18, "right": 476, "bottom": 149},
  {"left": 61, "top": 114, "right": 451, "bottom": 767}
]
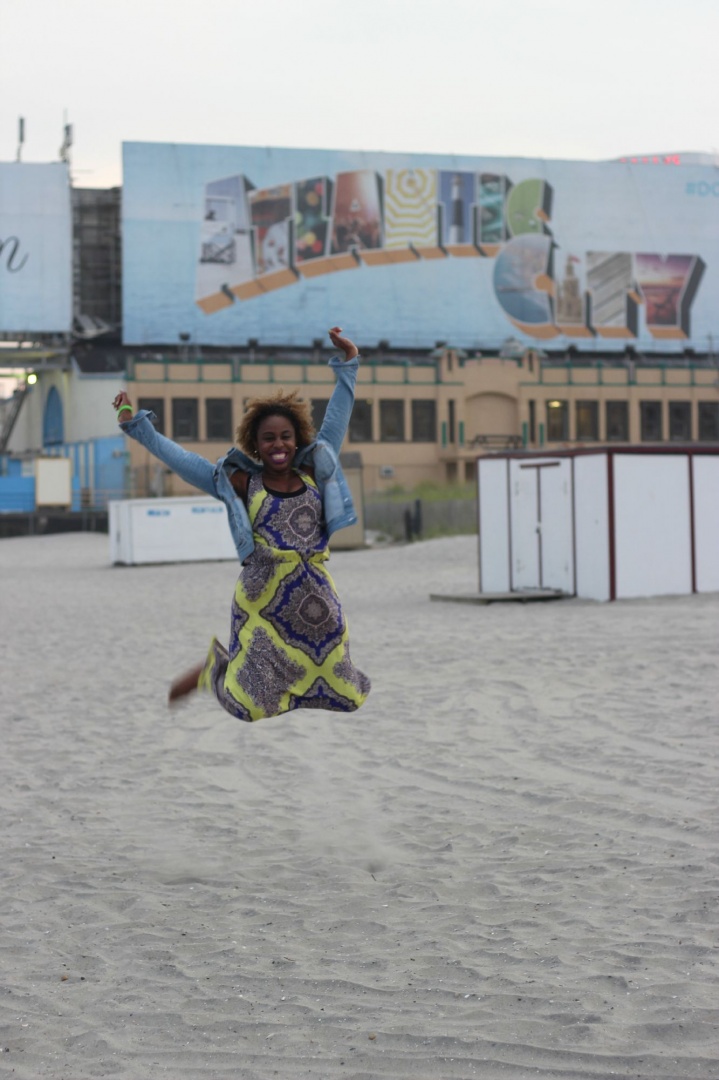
[{"left": 429, "top": 589, "right": 569, "bottom": 605}]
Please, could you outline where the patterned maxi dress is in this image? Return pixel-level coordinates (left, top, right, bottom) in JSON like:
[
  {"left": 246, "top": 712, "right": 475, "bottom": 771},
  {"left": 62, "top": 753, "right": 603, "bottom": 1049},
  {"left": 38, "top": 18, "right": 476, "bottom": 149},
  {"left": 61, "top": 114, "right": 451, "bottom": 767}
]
[{"left": 198, "top": 471, "right": 371, "bottom": 721}]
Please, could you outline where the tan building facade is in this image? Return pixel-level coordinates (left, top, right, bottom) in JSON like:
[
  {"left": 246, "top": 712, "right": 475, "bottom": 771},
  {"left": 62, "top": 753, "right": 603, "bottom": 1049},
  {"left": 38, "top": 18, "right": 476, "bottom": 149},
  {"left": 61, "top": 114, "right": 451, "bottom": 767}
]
[{"left": 124, "top": 351, "right": 719, "bottom": 497}]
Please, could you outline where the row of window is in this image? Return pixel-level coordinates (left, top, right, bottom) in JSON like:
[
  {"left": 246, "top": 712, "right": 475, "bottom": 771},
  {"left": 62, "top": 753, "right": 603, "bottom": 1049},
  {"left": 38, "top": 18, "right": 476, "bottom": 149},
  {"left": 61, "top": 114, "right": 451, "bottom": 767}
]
[
  {"left": 536, "top": 399, "right": 719, "bottom": 443},
  {"left": 137, "top": 397, "right": 438, "bottom": 444},
  {"left": 137, "top": 397, "right": 234, "bottom": 441},
  {"left": 139, "top": 395, "right": 719, "bottom": 446},
  {"left": 345, "top": 399, "right": 437, "bottom": 442}
]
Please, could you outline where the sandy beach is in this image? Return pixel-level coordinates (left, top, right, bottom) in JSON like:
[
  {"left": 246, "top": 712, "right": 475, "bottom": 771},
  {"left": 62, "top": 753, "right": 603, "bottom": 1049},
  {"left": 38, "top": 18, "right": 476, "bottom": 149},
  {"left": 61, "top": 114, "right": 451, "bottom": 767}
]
[{"left": 1, "top": 532, "right": 718, "bottom": 1080}]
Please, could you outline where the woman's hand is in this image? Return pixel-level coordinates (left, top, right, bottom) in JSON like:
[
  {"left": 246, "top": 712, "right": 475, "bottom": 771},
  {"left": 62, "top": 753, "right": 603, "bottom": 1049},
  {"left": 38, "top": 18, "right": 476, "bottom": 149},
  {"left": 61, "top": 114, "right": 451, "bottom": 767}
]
[
  {"left": 113, "top": 391, "right": 134, "bottom": 423},
  {"left": 328, "top": 327, "right": 359, "bottom": 361}
]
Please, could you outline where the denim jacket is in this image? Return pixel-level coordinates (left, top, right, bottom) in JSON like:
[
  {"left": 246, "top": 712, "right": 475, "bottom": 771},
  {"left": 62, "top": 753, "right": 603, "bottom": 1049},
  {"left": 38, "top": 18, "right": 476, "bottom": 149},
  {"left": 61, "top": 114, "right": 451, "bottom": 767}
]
[{"left": 120, "top": 355, "right": 360, "bottom": 563}]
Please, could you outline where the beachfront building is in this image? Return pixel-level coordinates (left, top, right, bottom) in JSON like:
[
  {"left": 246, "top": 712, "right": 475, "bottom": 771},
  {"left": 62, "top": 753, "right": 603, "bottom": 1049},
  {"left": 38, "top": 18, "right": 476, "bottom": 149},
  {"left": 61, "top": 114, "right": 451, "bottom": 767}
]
[
  {"left": 121, "top": 347, "right": 719, "bottom": 497},
  {"left": 3, "top": 145, "right": 719, "bottom": 511},
  {"left": 115, "top": 142, "right": 718, "bottom": 499}
]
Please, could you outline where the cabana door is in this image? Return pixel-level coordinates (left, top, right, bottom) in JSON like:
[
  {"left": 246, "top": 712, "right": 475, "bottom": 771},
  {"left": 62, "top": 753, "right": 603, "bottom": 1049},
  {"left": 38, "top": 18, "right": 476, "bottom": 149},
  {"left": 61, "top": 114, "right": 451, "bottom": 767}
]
[{"left": 509, "top": 457, "right": 573, "bottom": 593}]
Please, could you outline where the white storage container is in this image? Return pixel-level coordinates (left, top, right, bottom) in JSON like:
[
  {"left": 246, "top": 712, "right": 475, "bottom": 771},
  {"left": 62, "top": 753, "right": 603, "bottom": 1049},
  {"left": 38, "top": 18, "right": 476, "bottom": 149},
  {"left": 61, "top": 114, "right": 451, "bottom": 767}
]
[{"left": 109, "top": 496, "right": 236, "bottom": 565}]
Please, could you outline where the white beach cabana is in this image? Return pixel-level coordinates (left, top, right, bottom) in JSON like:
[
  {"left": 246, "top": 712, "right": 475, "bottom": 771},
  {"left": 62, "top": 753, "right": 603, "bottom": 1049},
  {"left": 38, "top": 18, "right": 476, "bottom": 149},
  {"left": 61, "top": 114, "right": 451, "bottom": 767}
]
[{"left": 477, "top": 447, "right": 719, "bottom": 602}]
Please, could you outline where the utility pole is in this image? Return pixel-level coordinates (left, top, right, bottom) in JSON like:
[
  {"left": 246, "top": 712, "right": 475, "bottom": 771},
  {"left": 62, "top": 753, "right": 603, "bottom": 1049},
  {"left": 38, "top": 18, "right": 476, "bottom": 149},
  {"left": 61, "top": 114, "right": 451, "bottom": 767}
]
[{"left": 59, "top": 117, "right": 73, "bottom": 164}]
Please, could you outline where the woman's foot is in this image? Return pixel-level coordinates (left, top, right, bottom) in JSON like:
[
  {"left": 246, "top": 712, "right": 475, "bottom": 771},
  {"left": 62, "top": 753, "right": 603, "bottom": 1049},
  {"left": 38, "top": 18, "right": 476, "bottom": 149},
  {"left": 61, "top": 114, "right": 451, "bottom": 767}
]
[{"left": 168, "top": 662, "right": 204, "bottom": 705}]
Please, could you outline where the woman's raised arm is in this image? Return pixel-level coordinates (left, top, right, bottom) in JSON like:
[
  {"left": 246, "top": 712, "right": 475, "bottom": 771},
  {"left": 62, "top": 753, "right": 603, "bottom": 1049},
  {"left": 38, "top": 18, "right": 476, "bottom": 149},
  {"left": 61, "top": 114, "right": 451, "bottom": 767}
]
[
  {"left": 113, "top": 391, "right": 218, "bottom": 498},
  {"left": 312, "top": 327, "right": 361, "bottom": 456}
]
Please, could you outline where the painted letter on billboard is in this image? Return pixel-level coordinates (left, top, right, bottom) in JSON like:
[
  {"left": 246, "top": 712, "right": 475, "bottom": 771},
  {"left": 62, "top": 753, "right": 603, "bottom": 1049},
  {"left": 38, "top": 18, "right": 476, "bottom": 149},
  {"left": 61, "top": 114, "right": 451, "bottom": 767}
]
[{"left": 0, "top": 163, "right": 72, "bottom": 333}]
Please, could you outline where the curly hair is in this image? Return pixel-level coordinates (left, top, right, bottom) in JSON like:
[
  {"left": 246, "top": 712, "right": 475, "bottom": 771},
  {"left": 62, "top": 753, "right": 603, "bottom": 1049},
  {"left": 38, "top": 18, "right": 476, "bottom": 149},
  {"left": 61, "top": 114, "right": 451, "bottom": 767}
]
[{"left": 236, "top": 389, "right": 315, "bottom": 457}]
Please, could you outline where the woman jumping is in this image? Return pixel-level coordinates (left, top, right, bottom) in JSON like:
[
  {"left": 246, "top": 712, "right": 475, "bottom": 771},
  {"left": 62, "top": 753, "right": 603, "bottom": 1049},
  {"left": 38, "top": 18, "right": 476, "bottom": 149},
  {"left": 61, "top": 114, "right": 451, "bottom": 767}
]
[{"left": 113, "top": 328, "right": 370, "bottom": 722}]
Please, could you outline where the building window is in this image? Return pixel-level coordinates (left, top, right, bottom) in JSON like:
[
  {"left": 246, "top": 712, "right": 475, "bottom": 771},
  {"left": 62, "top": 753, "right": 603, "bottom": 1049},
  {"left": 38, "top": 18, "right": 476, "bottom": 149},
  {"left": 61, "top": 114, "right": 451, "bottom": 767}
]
[
  {"left": 546, "top": 399, "right": 568, "bottom": 441},
  {"left": 138, "top": 397, "right": 166, "bottom": 435},
  {"left": 205, "top": 398, "right": 233, "bottom": 441},
  {"left": 698, "top": 401, "right": 719, "bottom": 441},
  {"left": 640, "top": 400, "right": 662, "bottom": 441},
  {"left": 668, "top": 401, "right": 691, "bottom": 442},
  {"left": 349, "top": 399, "right": 373, "bottom": 442},
  {"left": 605, "top": 400, "right": 628, "bottom": 442},
  {"left": 172, "top": 398, "right": 199, "bottom": 440},
  {"left": 411, "top": 400, "right": 437, "bottom": 442},
  {"left": 448, "top": 399, "right": 456, "bottom": 443},
  {"left": 311, "top": 399, "right": 328, "bottom": 432},
  {"left": 576, "top": 400, "right": 598, "bottom": 440},
  {"left": 528, "top": 399, "right": 536, "bottom": 443},
  {"left": 380, "top": 400, "right": 405, "bottom": 442}
]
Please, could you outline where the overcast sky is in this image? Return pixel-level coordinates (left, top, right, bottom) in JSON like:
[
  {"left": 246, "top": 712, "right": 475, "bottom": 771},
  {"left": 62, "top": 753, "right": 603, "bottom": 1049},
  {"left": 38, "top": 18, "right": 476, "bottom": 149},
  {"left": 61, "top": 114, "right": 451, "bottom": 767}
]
[{"left": 2, "top": 0, "right": 717, "bottom": 187}]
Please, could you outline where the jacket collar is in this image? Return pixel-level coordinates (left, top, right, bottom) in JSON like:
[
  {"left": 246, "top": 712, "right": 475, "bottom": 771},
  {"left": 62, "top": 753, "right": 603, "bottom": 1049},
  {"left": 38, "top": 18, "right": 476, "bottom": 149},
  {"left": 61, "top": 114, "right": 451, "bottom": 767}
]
[{"left": 222, "top": 447, "right": 263, "bottom": 473}]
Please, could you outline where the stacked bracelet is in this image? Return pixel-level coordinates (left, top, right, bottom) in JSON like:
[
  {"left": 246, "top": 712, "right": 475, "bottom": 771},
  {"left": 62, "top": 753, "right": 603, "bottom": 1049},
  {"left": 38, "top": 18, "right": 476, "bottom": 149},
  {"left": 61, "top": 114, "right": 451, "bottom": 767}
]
[{"left": 117, "top": 404, "right": 133, "bottom": 417}]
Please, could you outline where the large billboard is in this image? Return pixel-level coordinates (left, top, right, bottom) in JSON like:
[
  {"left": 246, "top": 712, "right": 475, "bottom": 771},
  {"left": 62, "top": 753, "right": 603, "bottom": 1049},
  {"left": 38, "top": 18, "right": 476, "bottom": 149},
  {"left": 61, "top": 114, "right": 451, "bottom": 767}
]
[
  {"left": 122, "top": 143, "right": 719, "bottom": 352},
  {"left": 0, "top": 163, "right": 72, "bottom": 334}
]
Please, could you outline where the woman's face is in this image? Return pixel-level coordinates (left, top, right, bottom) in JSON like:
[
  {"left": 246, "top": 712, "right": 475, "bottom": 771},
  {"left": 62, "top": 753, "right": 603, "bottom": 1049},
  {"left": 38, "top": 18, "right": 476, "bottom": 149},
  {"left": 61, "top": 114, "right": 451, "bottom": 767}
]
[{"left": 255, "top": 413, "right": 298, "bottom": 474}]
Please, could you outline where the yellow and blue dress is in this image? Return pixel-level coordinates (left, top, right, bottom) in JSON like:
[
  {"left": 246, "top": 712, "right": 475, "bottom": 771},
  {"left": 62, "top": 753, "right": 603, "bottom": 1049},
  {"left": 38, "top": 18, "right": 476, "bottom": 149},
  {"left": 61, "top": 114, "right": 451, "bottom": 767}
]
[{"left": 199, "top": 471, "right": 370, "bottom": 721}]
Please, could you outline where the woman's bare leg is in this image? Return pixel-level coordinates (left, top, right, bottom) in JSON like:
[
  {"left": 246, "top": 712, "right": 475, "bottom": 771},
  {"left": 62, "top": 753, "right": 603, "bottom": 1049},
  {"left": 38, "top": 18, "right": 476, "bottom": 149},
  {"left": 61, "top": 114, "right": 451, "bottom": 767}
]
[{"left": 168, "top": 662, "right": 205, "bottom": 704}]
